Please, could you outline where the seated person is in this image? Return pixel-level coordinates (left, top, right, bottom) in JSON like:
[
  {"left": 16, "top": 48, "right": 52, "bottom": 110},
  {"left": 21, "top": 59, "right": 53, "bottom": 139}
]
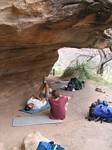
[
  {"left": 48, "top": 90, "right": 71, "bottom": 120},
  {"left": 24, "top": 95, "right": 47, "bottom": 111}
]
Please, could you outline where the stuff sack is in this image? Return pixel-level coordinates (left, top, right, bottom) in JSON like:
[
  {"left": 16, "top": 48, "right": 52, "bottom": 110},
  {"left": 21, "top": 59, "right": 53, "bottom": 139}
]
[
  {"left": 88, "top": 100, "right": 112, "bottom": 122},
  {"left": 37, "top": 141, "right": 64, "bottom": 150}
]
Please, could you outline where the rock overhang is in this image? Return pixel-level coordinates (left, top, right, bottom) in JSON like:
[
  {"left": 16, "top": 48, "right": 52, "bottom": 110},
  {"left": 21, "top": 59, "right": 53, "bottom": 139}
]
[{"left": 0, "top": 0, "right": 112, "bottom": 101}]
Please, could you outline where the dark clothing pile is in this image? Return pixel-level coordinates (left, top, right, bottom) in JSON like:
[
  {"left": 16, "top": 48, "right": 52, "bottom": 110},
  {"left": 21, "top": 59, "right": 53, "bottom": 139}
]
[{"left": 66, "top": 78, "right": 85, "bottom": 91}]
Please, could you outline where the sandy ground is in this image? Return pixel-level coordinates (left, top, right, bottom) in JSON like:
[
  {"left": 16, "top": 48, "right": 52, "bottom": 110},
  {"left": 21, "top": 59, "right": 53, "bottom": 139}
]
[{"left": 0, "top": 76, "right": 112, "bottom": 150}]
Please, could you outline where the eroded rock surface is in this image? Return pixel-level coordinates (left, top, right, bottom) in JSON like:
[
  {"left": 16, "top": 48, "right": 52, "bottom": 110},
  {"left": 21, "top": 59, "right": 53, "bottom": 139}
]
[{"left": 0, "top": 0, "right": 112, "bottom": 102}]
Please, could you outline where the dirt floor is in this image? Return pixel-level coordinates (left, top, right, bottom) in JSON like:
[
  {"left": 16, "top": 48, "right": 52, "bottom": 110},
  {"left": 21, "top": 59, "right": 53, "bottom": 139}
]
[{"left": 0, "top": 76, "right": 112, "bottom": 150}]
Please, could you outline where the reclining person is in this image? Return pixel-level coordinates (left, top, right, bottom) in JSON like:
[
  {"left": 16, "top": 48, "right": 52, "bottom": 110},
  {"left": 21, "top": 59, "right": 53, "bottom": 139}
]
[
  {"left": 24, "top": 95, "right": 47, "bottom": 111},
  {"left": 48, "top": 90, "right": 71, "bottom": 120},
  {"left": 24, "top": 80, "right": 52, "bottom": 111}
]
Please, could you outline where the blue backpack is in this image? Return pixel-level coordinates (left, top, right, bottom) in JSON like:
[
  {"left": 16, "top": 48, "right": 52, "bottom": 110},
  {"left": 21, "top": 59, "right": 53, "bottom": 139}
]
[
  {"left": 37, "top": 141, "right": 64, "bottom": 150},
  {"left": 94, "top": 102, "right": 112, "bottom": 122}
]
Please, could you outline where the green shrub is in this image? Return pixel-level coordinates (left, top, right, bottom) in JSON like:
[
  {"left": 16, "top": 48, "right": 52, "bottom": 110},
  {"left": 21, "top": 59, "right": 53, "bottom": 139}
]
[{"left": 62, "top": 63, "right": 91, "bottom": 80}]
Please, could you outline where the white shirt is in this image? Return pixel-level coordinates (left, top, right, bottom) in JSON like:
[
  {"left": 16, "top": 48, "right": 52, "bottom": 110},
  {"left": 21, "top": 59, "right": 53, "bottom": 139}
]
[{"left": 27, "top": 97, "right": 47, "bottom": 110}]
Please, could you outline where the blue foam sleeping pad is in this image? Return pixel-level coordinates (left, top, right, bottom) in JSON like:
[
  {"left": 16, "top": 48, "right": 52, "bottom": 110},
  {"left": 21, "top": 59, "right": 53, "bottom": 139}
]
[{"left": 19, "top": 102, "right": 50, "bottom": 114}]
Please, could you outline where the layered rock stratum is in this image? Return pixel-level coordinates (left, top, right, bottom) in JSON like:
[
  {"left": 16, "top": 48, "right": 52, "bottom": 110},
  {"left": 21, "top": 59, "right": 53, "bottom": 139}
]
[{"left": 0, "top": 0, "right": 112, "bottom": 101}]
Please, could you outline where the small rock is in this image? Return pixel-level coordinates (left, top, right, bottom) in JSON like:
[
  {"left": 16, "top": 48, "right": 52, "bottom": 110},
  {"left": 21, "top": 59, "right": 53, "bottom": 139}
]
[{"left": 23, "top": 132, "right": 49, "bottom": 150}]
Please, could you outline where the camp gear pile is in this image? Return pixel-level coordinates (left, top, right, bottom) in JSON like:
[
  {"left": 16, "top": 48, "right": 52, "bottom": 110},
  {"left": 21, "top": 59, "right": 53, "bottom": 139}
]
[
  {"left": 66, "top": 78, "right": 84, "bottom": 91},
  {"left": 87, "top": 100, "right": 112, "bottom": 123}
]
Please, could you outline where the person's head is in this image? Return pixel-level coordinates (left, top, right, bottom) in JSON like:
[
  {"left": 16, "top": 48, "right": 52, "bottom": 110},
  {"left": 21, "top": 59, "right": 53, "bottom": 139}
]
[
  {"left": 51, "top": 90, "right": 60, "bottom": 98},
  {"left": 24, "top": 103, "right": 34, "bottom": 111}
]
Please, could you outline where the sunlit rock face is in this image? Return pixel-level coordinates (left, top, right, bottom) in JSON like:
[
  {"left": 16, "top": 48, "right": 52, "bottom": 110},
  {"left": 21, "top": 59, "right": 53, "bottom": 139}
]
[{"left": 0, "top": 0, "right": 112, "bottom": 102}]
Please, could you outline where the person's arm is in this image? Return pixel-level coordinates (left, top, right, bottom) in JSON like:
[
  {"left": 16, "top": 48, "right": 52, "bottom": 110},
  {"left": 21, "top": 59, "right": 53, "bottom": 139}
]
[
  {"left": 67, "top": 96, "right": 71, "bottom": 101},
  {"left": 64, "top": 96, "right": 71, "bottom": 111},
  {"left": 65, "top": 102, "right": 69, "bottom": 111},
  {"left": 64, "top": 96, "right": 71, "bottom": 100},
  {"left": 44, "top": 83, "right": 49, "bottom": 97}
]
